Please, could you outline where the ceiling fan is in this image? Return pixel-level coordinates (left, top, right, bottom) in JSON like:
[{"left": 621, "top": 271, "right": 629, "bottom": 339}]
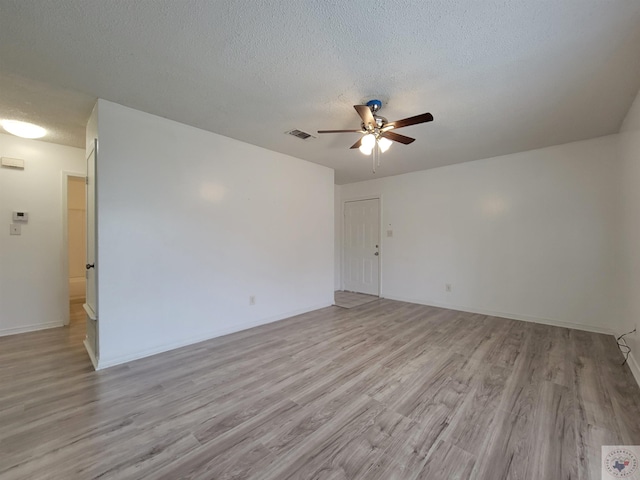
[{"left": 318, "top": 99, "right": 433, "bottom": 171}]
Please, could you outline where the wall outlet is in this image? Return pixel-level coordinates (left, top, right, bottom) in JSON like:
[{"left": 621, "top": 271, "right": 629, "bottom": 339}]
[
  {"left": 386, "top": 230, "right": 393, "bottom": 237},
  {"left": 249, "top": 295, "right": 256, "bottom": 305},
  {"left": 445, "top": 284, "right": 452, "bottom": 292}
]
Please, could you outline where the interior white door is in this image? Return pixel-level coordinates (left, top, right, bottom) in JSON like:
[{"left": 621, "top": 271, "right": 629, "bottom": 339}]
[
  {"left": 84, "top": 139, "right": 98, "bottom": 361},
  {"left": 85, "top": 142, "right": 97, "bottom": 316},
  {"left": 343, "top": 198, "right": 380, "bottom": 295}
]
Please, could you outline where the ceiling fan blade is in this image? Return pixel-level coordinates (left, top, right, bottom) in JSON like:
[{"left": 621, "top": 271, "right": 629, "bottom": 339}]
[
  {"left": 317, "top": 129, "right": 363, "bottom": 134},
  {"left": 381, "top": 131, "right": 415, "bottom": 145},
  {"left": 386, "top": 112, "right": 433, "bottom": 130},
  {"left": 350, "top": 138, "right": 363, "bottom": 149},
  {"left": 354, "top": 105, "right": 376, "bottom": 129}
]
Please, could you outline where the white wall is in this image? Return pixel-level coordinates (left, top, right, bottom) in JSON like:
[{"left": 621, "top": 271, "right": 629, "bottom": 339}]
[
  {"left": 338, "top": 135, "right": 619, "bottom": 334},
  {"left": 0, "top": 133, "right": 85, "bottom": 335},
  {"left": 94, "top": 100, "right": 334, "bottom": 368},
  {"left": 619, "top": 88, "right": 640, "bottom": 382}
]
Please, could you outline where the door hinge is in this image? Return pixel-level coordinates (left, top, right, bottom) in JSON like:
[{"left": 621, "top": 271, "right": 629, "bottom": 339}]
[{"left": 85, "top": 176, "right": 89, "bottom": 185}]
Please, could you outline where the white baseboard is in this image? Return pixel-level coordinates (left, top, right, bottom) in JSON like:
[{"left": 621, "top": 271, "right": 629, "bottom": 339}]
[
  {"left": 0, "top": 321, "right": 63, "bottom": 337},
  {"left": 626, "top": 351, "right": 640, "bottom": 389},
  {"left": 83, "top": 337, "right": 98, "bottom": 370},
  {"left": 96, "top": 302, "right": 333, "bottom": 370},
  {"left": 382, "top": 294, "right": 615, "bottom": 336}
]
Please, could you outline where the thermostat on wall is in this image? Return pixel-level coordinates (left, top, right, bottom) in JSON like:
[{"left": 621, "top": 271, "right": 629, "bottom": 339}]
[{"left": 12, "top": 211, "right": 28, "bottom": 222}]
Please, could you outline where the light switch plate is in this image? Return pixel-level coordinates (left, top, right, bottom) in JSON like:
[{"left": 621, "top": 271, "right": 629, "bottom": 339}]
[{"left": 10, "top": 224, "right": 21, "bottom": 235}]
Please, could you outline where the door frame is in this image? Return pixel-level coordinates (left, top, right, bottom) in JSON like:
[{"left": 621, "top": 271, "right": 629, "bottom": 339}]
[
  {"left": 341, "top": 194, "right": 383, "bottom": 296},
  {"left": 61, "top": 171, "right": 86, "bottom": 326}
]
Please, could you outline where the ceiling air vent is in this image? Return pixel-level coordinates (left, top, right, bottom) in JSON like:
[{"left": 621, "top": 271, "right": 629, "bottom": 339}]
[{"left": 286, "top": 129, "right": 315, "bottom": 140}]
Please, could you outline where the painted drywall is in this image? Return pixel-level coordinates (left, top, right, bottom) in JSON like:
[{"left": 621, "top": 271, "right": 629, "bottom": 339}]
[
  {"left": 67, "top": 176, "right": 86, "bottom": 300},
  {"left": 0, "top": 133, "right": 85, "bottom": 335},
  {"left": 338, "top": 135, "right": 619, "bottom": 334},
  {"left": 619, "top": 88, "right": 640, "bottom": 383},
  {"left": 94, "top": 100, "right": 334, "bottom": 368}
]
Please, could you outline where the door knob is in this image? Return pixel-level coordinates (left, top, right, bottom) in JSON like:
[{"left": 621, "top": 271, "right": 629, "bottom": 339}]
[{"left": 86, "top": 263, "right": 95, "bottom": 270}]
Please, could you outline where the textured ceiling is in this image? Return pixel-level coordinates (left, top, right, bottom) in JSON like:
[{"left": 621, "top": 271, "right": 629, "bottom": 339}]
[{"left": 1, "top": 1, "right": 639, "bottom": 184}]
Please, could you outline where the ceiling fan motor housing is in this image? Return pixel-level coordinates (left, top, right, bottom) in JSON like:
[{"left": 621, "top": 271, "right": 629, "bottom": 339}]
[
  {"left": 364, "top": 100, "right": 386, "bottom": 131},
  {"left": 366, "top": 99, "right": 383, "bottom": 112},
  {"left": 363, "top": 116, "right": 387, "bottom": 132}
]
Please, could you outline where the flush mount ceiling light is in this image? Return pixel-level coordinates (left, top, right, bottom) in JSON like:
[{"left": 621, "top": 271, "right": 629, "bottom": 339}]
[
  {"left": 318, "top": 100, "right": 434, "bottom": 173},
  {"left": 1, "top": 119, "right": 47, "bottom": 139}
]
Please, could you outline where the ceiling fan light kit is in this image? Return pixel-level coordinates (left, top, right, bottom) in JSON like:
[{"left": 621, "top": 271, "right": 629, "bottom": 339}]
[
  {"left": 378, "top": 137, "right": 392, "bottom": 153},
  {"left": 318, "top": 99, "right": 433, "bottom": 173},
  {"left": 359, "top": 144, "right": 372, "bottom": 155},
  {"left": 360, "top": 133, "right": 376, "bottom": 153}
]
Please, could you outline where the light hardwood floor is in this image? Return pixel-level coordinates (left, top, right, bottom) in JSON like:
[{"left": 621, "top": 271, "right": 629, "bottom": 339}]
[
  {"left": 1, "top": 299, "right": 639, "bottom": 479},
  {"left": 334, "top": 291, "right": 379, "bottom": 309}
]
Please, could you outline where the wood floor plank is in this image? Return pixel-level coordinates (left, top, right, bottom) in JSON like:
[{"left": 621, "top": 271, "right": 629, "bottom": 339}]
[
  {"left": 442, "top": 363, "right": 510, "bottom": 456},
  {"left": 149, "top": 400, "right": 300, "bottom": 480},
  {"left": 525, "top": 380, "right": 579, "bottom": 480},
  {"left": 254, "top": 395, "right": 387, "bottom": 480},
  {"left": 470, "top": 408, "right": 532, "bottom": 479},
  {"left": 360, "top": 452, "right": 408, "bottom": 480},
  {"left": 410, "top": 439, "right": 476, "bottom": 480},
  {"left": 306, "top": 409, "right": 412, "bottom": 479}
]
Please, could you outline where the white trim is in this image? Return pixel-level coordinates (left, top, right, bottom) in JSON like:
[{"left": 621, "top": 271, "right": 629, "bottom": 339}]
[
  {"left": 83, "top": 303, "right": 97, "bottom": 321},
  {"left": 0, "top": 321, "right": 63, "bottom": 337},
  {"left": 341, "top": 194, "right": 383, "bottom": 203},
  {"left": 83, "top": 338, "right": 98, "bottom": 370},
  {"left": 95, "top": 303, "right": 332, "bottom": 370},
  {"left": 342, "top": 195, "right": 383, "bottom": 296},
  {"left": 61, "top": 170, "right": 86, "bottom": 326},
  {"left": 627, "top": 351, "right": 640, "bottom": 389},
  {"left": 382, "top": 294, "right": 615, "bottom": 335}
]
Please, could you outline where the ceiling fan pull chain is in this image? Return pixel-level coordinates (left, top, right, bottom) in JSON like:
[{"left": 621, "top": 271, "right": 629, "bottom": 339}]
[{"left": 372, "top": 148, "right": 376, "bottom": 173}]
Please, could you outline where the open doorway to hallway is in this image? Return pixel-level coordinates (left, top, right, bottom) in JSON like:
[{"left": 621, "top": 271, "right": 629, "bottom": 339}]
[{"left": 66, "top": 175, "right": 86, "bottom": 343}]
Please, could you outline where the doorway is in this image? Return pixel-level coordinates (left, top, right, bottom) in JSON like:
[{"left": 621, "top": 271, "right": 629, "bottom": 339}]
[
  {"left": 343, "top": 198, "right": 380, "bottom": 296},
  {"left": 66, "top": 175, "right": 86, "bottom": 333}
]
